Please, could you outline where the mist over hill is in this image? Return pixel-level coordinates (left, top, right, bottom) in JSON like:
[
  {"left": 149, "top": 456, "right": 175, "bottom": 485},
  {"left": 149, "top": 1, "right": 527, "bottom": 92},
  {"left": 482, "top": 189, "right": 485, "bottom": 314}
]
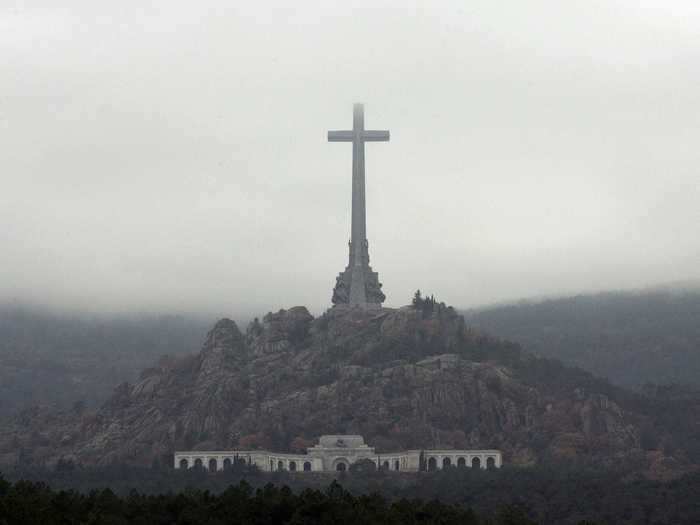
[
  {"left": 3, "top": 285, "right": 700, "bottom": 421},
  {"left": 4, "top": 298, "right": 700, "bottom": 480},
  {"left": 0, "top": 303, "right": 212, "bottom": 419},
  {"left": 464, "top": 288, "right": 700, "bottom": 389}
]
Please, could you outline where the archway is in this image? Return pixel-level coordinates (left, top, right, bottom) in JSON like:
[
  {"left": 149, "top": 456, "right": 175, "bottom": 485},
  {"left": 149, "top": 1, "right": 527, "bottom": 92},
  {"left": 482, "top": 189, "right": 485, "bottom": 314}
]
[
  {"left": 289, "top": 461, "right": 297, "bottom": 472},
  {"left": 208, "top": 458, "right": 217, "bottom": 472},
  {"left": 194, "top": 458, "right": 203, "bottom": 469},
  {"left": 427, "top": 457, "right": 437, "bottom": 471},
  {"left": 471, "top": 457, "right": 481, "bottom": 469},
  {"left": 223, "top": 458, "right": 232, "bottom": 470},
  {"left": 382, "top": 460, "right": 390, "bottom": 470},
  {"left": 333, "top": 458, "right": 349, "bottom": 472},
  {"left": 486, "top": 457, "right": 496, "bottom": 469},
  {"left": 394, "top": 460, "right": 400, "bottom": 471},
  {"left": 457, "top": 457, "right": 466, "bottom": 468},
  {"left": 278, "top": 460, "right": 285, "bottom": 471},
  {"left": 442, "top": 457, "right": 452, "bottom": 469},
  {"left": 303, "top": 462, "right": 312, "bottom": 472},
  {"left": 179, "top": 458, "right": 188, "bottom": 469}
]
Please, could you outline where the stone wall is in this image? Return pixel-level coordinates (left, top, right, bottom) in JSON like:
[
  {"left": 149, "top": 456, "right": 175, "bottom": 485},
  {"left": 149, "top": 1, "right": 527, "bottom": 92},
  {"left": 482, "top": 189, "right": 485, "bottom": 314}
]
[
  {"left": 174, "top": 446, "right": 502, "bottom": 473},
  {"left": 173, "top": 451, "right": 321, "bottom": 472}
]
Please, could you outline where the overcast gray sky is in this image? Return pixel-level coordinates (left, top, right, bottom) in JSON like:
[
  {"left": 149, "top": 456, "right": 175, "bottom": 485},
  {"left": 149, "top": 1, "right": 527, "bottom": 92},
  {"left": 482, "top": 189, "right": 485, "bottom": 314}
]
[{"left": 1, "top": 1, "right": 699, "bottom": 317}]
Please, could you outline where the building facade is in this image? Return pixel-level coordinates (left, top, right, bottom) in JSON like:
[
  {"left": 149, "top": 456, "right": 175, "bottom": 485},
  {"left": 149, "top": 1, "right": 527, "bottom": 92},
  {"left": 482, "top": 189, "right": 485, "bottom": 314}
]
[{"left": 174, "top": 435, "right": 502, "bottom": 473}]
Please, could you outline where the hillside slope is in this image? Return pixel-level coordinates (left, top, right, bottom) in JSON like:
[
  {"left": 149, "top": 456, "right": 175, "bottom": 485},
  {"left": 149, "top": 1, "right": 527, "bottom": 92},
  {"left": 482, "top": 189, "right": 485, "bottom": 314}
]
[
  {"left": 465, "top": 290, "right": 700, "bottom": 388},
  {"left": 0, "top": 305, "right": 210, "bottom": 418},
  {"left": 2, "top": 302, "right": 694, "bottom": 478}
]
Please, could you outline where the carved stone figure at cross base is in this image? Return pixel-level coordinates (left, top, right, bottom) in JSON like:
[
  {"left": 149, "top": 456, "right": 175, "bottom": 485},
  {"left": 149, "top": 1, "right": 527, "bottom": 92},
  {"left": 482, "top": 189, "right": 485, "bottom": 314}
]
[
  {"left": 332, "top": 274, "right": 349, "bottom": 304},
  {"left": 328, "top": 103, "right": 388, "bottom": 309}
]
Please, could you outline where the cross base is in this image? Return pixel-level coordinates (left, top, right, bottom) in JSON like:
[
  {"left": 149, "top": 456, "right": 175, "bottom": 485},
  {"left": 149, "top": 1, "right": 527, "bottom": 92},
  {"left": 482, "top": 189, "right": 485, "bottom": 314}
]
[
  {"left": 332, "top": 241, "right": 385, "bottom": 308},
  {"left": 332, "top": 266, "right": 385, "bottom": 308}
]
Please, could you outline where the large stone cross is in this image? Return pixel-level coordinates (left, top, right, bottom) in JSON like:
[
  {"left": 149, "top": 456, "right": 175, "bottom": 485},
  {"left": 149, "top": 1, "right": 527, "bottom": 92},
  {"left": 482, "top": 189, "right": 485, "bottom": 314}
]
[{"left": 328, "top": 103, "right": 389, "bottom": 308}]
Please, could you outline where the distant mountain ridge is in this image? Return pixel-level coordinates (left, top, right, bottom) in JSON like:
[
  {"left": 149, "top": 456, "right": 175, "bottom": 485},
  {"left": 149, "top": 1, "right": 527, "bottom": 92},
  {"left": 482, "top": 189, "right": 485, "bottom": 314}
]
[
  {"left": 464, "top": 288, "right": 700, "bottom": 388},
  {"left": 0, "top": 304, "right": 211, "bottom": 418}
]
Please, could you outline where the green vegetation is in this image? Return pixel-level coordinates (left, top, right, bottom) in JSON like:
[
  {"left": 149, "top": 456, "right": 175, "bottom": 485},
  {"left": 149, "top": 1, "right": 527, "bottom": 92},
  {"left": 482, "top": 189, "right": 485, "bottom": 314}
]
[
  {"left": 412, "top": 290, "right": 457, "bottom": 318},
  {"left": 462, "top": 290, "right": 700, "bottom": 462},
  {"left": 0, "top": 304, "right": 209, "bottom": 418},
  {"left": 4, "top": 464, "right": 700, "bottom": 524},
  {"left": 0, "top": 474, "right": 527, "bottom": 525},
  {"left": 466, "top": 289, "right": 700, "bottom": 388}
]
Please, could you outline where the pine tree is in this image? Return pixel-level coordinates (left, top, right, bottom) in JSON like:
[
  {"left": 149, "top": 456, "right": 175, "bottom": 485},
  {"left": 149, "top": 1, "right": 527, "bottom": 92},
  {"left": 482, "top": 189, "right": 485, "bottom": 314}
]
[{"left": 412, "top": 290, "right": 423, "bottom": 307}]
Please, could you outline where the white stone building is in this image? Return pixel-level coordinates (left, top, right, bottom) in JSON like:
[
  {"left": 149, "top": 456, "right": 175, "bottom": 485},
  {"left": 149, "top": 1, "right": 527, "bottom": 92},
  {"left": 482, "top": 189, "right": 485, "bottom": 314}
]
[{"left": 174, "top": 435, "right": 502, "bottom": 473}]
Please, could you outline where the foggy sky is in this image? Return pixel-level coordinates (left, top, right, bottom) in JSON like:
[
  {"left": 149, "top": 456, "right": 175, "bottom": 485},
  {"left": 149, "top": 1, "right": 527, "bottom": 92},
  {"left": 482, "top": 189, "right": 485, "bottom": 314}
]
[{"left": 2, "top": 1, "right": 699, "bottom": 318}]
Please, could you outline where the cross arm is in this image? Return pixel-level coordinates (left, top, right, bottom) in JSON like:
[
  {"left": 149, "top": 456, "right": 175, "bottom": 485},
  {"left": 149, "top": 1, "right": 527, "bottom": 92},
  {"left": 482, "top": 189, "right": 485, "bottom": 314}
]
[
  {"left": 328, "top": 130, "right": 354, "bottom": 142},
  {"left": 362, "top": 130, "right": 390, "bottom": 142}
]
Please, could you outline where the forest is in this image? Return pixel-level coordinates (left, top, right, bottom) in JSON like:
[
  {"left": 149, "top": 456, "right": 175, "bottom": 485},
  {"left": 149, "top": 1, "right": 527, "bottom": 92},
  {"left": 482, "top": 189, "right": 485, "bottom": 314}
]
[
  {"left": 0, "top": 303, "right": 210, "bottom": 418},
  {"left": 0, "top": 474, "right": 536, "bottom": 525},
  {"left": 466, "top": 288, "right": 700, "bottom": 388},
  {"left": 3, "top": 462, "right": 700, "bottom": 524}
]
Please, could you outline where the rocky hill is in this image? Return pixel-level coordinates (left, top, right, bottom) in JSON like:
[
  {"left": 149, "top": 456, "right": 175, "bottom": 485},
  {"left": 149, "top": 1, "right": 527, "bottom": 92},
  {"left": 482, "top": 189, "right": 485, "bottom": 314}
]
[{"left": 1, "top": 301, "right": 696, "bottom": 478}]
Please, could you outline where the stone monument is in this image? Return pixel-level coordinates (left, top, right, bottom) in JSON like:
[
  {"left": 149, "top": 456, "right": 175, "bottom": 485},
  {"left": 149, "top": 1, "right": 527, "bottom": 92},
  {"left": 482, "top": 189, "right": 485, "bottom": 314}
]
[{"left": 328, "top": 103, "right": 389, "bottom": 308}]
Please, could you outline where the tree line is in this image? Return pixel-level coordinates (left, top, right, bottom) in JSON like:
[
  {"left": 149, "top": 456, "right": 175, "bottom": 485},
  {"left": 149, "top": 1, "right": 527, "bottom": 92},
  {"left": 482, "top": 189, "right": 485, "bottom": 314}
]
[
  {"left": 5, "top": 462, "right": 700, "bottom": 523},
  {"left": 0, "top": 474, "right": 539, "bottom": 525}
]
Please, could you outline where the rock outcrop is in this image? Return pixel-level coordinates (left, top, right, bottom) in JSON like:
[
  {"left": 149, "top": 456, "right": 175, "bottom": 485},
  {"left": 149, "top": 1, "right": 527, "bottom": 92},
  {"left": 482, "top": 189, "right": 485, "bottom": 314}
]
[{"left": 0, "top": 303, "right": 690, "bottom": 477}]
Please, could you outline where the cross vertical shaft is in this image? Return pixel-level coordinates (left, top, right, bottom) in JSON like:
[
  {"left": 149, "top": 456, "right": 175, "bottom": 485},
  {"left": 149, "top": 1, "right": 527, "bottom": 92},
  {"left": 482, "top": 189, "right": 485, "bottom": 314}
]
[
  {"left": 351, "top": 103, "right": 366, "bottom": 264},
  {"left": 328, "top": 103, "right": 389, "bottom": 308}
]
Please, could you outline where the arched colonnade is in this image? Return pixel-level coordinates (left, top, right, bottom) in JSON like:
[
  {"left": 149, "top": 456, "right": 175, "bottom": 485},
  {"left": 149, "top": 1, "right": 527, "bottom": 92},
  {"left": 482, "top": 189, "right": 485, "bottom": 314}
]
[{"left": 425, "top": 453, "right": 499, "bottom": 471}]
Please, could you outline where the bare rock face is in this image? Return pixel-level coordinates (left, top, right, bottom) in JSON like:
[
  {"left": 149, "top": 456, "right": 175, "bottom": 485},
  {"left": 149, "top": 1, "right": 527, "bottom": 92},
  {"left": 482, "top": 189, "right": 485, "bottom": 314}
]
[
  {"left": 199, "top": 318, "right": 247, "bottom": 374},
  {"left": 0, "top": 304, "right": 689, "bottom": 477},
  {"left": 247, "top": 307, "right": 313, "bottom": 356}
]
